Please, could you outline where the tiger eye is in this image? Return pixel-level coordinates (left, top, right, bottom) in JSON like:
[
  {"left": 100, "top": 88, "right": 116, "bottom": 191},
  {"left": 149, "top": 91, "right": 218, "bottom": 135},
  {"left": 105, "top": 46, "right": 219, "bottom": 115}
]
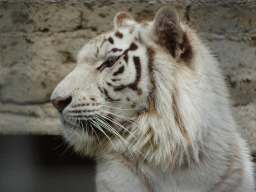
[
  {"left": 107, "top": 56, "right": 117, "bottom": 67},
  {"left": 108, "top": 56, "right": 116, "bottom": 62},
  {"left": 106, "top": 55, "right": 121, "bottom": 67}
]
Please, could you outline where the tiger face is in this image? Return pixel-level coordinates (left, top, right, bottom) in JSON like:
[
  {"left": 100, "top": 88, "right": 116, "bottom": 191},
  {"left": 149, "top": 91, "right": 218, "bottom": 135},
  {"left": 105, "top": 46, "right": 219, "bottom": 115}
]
[{"left": 51, "top": 7, "right": 195, "bottom": 163}]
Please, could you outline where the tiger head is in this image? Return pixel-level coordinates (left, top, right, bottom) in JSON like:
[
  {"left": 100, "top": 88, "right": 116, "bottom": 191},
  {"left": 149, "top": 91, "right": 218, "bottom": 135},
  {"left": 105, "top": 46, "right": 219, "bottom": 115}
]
[{"left": 51, "top": 7, "right": 217, "bottom": 169}]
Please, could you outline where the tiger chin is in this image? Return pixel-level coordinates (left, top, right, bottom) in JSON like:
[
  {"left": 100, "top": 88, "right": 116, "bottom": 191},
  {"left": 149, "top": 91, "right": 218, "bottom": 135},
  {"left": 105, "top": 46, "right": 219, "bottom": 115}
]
[{"left": 51, "top": 7, "right": 255, "bottom": 192}]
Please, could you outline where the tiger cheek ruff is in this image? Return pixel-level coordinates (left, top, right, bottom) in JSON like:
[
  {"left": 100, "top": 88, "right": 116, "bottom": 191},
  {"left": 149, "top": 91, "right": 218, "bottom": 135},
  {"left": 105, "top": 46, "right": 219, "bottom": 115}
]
[{"left": 51, "top": 7, "right": 255, "bottom": 192}]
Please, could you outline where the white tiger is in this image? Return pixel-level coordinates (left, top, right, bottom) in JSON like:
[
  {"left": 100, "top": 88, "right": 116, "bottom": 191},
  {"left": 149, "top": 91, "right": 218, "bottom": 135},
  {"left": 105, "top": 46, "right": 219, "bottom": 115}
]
[{"left": 51, "top": 7, "right": 255, "bottom": 192}]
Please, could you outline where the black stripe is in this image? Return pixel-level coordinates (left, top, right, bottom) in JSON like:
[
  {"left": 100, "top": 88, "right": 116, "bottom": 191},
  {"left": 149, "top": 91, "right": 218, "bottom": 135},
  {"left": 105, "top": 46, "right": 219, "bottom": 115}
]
[
  {"left": 108, "top": 37, "right": 114, "bottom": 44},
  {"left": 108, "top": 48, "right": 123, "bottom": 53},
  {"left": 103, "top": 88, "right": 120, "bottom": 101},
  {"left": 122, "top": 42, "right": 138, "bottom": 64},
  {"left": 115, "top": 31, "right": 123, "bottom": 38},
  {"left": 129, "top": 56, "right": 142, "bottom": 95},
  {"left": 113, "top": 56, "right": 142, "bottom": 95},
  {"left": 113, "top": 66, "right": 125, "bottom": 76},
  {"left": 114, "top": 85, "right": 126, "bottom": 91}
]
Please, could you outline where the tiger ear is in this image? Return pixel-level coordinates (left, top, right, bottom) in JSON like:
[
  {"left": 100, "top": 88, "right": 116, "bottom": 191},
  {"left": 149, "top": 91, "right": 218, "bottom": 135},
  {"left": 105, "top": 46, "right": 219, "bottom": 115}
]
[
  {"left": 114, "top": 12, "right": 136, "bottom": 29},
  {"left": 152, "top": 7, "right": 183, "bottom": 58}
]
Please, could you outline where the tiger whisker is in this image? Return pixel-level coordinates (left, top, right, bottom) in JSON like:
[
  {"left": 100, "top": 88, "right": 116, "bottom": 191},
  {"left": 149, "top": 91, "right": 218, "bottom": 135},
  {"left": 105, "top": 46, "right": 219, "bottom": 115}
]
[
  {"left": 95, "top": 115, "right": 138, "bottom": 161},
  {"left": 73, "top": 39, "right": 84, "bottom": 46},
  {"left": 94, "top": 116, "right": 123, "bottom": 142},
  {"left": 96, "top": 114, "right": 150, "bottom": 161},
  {"left": 77, "top": 128, "right": 84, "bottom": 153},
  {"left": 96, "top": 116, "right": 134, "bottom": 156},
  {"left": 83, "top": 117, "right": 103, "bottom": 150},
  {"left": 83, "top": 119, "right": 97, "bottom": 152},
  {"left": 90, "top": 118, "right": 118, "bottom": 152},
  {"left": 100, "top": 109, "right": 144, "bottom": 130},
  {"left": 94, "top": 116, "right": 134, "bottom": 159},
  {"left": 100, "top": 110, "right": 154, "bottom": 152},
  {"left": 65, "top": 113, "right": 150, "bottom": 161},
  {"left": 94, "top": 115, "right": 129, "bottom": 151},
  {"left": 91, "top": 124, "right": 104, "bottom": 150},
  {"left": 96, "top": 114, "right": 141, "bottom": 161},
  {"left": 79, "top": 118, "right": 88, "bottom": 151},
  {"left": 53, "top": 135, "right": 63, "bottom": 140},
  {"left": 96, "top": 112, "right": 139, "bottom": 141},
  {"left": 59, "top": 137, "right": 73, "bottom": 157},
  {"left": 104, "top": 101, "right": 135, "bottom": 105},
  {"left": 71, "top": 28, "right": 86, "bottom": 45},
  {"left": 52, "top": 136, "right": 70, "bottom": 151},
  {"left": 52, "top": 134, "right": 75, "bottom": 154},
  {"left": 101, "top": 109, "right": 135, "bottom": 122},
  {"left": 101, "top": 104, "right": 142, "bottom": 111}
]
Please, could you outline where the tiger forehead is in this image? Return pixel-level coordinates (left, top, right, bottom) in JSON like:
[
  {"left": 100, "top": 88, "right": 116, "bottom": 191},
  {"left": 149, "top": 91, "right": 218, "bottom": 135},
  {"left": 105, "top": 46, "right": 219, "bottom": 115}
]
[{"left": 77, "top": 27, "right": 139, "bottom": 64}]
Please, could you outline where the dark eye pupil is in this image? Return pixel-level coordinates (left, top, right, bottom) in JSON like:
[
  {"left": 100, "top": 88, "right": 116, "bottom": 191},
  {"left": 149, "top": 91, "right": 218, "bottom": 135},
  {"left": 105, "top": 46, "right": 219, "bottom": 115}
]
[
  {"left": 108, "top": 57, "right": 115, "bottom": 62},
  {"left": 107, "top": 56, "right": 116, "bottom": 66}
]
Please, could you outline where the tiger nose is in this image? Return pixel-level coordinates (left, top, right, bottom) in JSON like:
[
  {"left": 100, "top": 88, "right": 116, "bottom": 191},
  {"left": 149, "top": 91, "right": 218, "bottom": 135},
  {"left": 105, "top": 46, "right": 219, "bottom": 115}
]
[{"left": 51, "top": 96, "right": 72, "bottom": 113}]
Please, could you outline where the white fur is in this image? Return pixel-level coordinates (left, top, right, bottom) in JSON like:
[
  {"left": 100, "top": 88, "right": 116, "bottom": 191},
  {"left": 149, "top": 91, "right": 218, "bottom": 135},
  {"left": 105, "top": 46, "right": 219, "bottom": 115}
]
[{"left": 51, "top": 8, "right": 255, "bottom": 192}]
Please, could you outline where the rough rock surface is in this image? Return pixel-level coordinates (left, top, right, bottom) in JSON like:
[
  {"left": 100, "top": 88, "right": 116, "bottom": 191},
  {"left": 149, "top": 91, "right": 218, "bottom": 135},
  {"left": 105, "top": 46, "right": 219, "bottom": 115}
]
[{"left": 0, "top": 1, "right": 256, "bottom": 155}]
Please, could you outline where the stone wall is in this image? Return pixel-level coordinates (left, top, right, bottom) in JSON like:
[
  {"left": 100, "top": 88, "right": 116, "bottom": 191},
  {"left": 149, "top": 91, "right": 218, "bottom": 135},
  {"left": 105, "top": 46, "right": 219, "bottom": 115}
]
[{"left": 0, "top": 1, "right": 256, "bottom": 154}]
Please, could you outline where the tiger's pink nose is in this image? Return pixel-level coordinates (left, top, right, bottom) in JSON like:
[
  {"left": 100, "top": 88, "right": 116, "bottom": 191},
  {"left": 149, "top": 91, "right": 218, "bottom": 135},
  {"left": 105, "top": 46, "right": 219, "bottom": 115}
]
[{"left": 51, "top": 96, "right": 72, "bottom": 113}]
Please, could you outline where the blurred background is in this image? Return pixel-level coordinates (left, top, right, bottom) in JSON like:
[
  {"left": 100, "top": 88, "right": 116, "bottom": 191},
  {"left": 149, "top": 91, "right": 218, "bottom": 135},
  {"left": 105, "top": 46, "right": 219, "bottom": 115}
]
[
  {"left": 0, "top": 135, "right": 96, "bottom": 192},
  {"left": 0, "top": 0, "right": 256, "bottom": 191}
]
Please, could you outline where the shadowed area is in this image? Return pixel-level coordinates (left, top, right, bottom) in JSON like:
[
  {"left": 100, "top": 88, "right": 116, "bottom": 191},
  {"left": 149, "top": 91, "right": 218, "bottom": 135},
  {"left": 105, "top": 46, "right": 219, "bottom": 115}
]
[{"left": 0, "top": 135, "right": 96, "bottom": 192}]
